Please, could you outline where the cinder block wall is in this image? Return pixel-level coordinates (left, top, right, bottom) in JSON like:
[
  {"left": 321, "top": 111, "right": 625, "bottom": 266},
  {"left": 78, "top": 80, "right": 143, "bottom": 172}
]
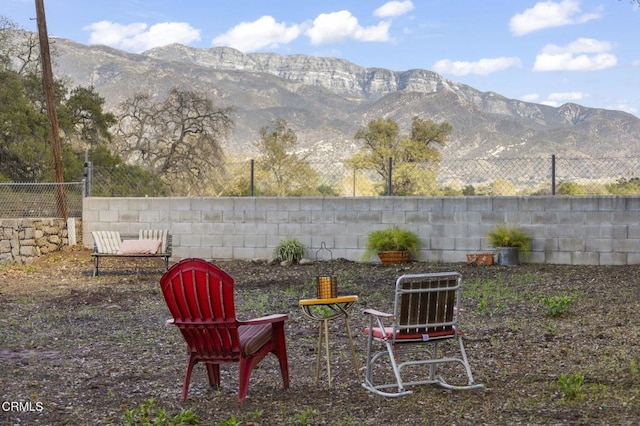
[{"left": 82, "top": 196, "right": 640, "bottom": 265}]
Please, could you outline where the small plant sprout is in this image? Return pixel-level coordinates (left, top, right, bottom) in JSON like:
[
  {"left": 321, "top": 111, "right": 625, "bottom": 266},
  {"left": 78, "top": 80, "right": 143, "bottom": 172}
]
[
  {"left": 122, "top": 397, "right": 199, "bottom": 425},
  {"left": 557, "top": 373, "right": 585, "bottom": 401},
  {"left": 541, "top": 295, "right": 573, "bottom": 317}
]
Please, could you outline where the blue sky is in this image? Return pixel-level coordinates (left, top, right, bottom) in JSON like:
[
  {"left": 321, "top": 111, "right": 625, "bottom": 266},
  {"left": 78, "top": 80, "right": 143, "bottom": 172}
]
[{"left": 4, "top": 0, "right": 640, "bottom": 116}]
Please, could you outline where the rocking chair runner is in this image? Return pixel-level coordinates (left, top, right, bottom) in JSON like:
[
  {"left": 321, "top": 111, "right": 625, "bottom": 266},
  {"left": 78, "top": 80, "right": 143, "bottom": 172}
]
[
  {"left": 159, "top": 258, "right": 290, "bottom": 402},
  {"left": 362, "top": 272, "right": 483, "bottom": 397}
]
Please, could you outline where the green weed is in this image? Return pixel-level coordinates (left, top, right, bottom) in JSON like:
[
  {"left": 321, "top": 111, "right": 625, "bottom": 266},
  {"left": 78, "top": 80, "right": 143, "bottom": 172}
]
[
  {"left": 557, "top": 373, "right": 585, "bottom": 401},
  {"left": 122, "top": 397, "right": 199, "bottom": 425},
  {"left": 464, "top": 277, "right": 521, "bottom": 316},
  {"left": 289, "top": 408, "right": 318, "bottom": 425},
  {"left": 215, "top": 415, "right": 242, "bottom": 426},
  {"left": 541, "top": 295, "right": 573, "bottom": 317}
]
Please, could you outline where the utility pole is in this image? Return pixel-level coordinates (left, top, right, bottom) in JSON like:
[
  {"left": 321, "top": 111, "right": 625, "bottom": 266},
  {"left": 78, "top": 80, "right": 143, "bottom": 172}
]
[{"left": 35, "top": 0, "right": 67, "bottom": 220}]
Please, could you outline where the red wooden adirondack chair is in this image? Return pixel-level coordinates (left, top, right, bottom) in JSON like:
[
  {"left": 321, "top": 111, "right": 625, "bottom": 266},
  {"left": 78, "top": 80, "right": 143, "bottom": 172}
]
[{"left": 160, "top": 258, "right": 290, "bottom": 402}]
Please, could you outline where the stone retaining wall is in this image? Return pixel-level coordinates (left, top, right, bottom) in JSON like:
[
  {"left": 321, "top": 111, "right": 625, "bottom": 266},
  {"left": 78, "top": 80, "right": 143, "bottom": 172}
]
[{"left": 0, "top": 218, "right": 80, "bottom": 264}]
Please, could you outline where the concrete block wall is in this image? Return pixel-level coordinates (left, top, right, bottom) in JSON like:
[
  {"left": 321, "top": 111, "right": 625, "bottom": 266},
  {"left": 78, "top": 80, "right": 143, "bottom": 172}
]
[{"left": 82, "top": 195, "right": 640, "bottom": 265}]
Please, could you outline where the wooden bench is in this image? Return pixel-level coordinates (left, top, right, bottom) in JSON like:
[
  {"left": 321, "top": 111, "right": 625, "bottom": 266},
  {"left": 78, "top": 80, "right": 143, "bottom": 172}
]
[{"left": 91, "top": 230, "right": 172, "bottom": 276}]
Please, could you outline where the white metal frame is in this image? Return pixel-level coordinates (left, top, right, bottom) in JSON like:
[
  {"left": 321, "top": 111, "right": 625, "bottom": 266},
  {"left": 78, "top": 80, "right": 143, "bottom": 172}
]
[{"left": 362, "top": 272, "right": 484, "bottom": 397}]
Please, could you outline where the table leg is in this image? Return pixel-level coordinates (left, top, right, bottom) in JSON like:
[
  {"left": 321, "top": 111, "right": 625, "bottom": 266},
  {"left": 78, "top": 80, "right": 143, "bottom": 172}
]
[
  {"left": 344, "top": 316, "right": 359, "bottom": 374},
  {"left": 315, "top": 321, "right": 323, "bottom": 382},
  {"left": 324, "top": 319, "right": 331, "bottom": 383}
]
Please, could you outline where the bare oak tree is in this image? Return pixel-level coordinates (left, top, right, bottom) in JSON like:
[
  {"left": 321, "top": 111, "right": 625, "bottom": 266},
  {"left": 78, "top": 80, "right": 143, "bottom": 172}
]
[{"left": 114, "top": 88, "right": 235, "bottom": 195}]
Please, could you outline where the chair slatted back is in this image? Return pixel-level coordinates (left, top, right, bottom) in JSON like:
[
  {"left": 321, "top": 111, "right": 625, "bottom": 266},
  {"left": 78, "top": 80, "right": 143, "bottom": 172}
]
[
  {"left": 395, "top": 272, "right": 461, "bottom": 337},
  {"left": 92, "top": 231, "right": 121, "bottom": 254},
  {"left": 160, "top": 258, "right": 240, "bottom": 360},
  {"left": 139, "top": 229, "right": 170, "bottom": 254}
]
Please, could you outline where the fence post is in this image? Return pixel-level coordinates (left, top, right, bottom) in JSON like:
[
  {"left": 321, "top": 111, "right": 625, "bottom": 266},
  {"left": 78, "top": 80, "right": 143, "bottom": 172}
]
[
  {"left": 250, "top": 159, "right": 254, "bottom": 196},
  {"left": 551, "top": 154, "right": 556, "bottom": 195},
  {"left": 83, "top": 150, "right": 92, "bottom": 197},
  {"left": 387, "top": 157, "right": 393, "bottom": 196},
  {"left": 353, "top": 169, "right": 356, "bottom": 197}
]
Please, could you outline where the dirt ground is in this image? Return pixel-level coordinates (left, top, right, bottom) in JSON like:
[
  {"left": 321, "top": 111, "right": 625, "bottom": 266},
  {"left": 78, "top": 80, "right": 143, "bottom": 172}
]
[{"left": 1, "top": 247, "right": 639, "bottom": 425}]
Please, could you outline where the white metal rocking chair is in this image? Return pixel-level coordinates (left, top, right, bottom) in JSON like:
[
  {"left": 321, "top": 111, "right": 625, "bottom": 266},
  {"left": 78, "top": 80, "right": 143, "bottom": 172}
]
[{"left": 362, "top": 272, "right": 483, "bottom": 397}]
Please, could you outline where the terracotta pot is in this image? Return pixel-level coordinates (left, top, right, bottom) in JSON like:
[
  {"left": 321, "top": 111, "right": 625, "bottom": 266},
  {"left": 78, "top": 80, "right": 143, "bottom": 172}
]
[
  {"left": 377, "top": 250, "right": 409, "bottom": 265},
  {"left": 466, "top": 253, "right": 494, "bottom": 266}
]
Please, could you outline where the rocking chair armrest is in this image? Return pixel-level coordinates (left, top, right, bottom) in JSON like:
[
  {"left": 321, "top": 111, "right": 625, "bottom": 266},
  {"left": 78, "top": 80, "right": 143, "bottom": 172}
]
[
  {"left": 363, "top": 308, "right": 394, "bottom": 319},
  {"left": 239, "top": 313, "right": 288, "bottom": 326}
]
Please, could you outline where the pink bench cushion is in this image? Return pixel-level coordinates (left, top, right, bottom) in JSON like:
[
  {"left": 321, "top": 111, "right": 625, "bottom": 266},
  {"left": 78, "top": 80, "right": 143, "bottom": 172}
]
[{"left": 117, "top": 239, "right": 162, "bottom": 255}]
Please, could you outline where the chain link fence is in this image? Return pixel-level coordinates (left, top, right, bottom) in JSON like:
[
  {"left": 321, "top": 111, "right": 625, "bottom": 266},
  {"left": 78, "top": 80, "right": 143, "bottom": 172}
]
[
  {"left": 86, "top": 155, "right": 640, "bottom": 197},
  {"left": 0, "top": 182, "right": 84, "bottom": 218},
  {"left": 1, "top": 156, "right": 638, "bottom": 218}
]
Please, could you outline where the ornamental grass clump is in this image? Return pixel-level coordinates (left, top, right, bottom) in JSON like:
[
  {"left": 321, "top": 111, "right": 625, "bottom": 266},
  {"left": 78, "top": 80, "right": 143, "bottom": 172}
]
[
  {"left": 363, "top": 226, "right": 420, "bottom": 260},
  {"left": 487, "top": 222, "right": 532, "bottom": 251},
  {"left": 273, "top": 238, "right": 305, "bottom": 263}
]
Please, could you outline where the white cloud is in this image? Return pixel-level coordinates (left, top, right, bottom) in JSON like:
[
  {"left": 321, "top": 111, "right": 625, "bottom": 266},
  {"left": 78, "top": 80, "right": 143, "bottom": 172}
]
[
  {"left": 305, "top": 10, "right": 391, "bottom": 45},
  {"left": 541, "top": 91, "right": 587, "bottom": 107},
  {"left": 547, "top": 91, "right": 586, "bottom": 101},
  {"left": 374, "top": 1, "right": 415, "bottom": 18},
  {"left": 432, "top": 57, "right": 522, "bottom": 76},
  {"left": 83, "top": 21, "right": 200, "bottom": 53},
  {"left": 211, "top": 16, "right": 302, "bottom": 52},
  {"left": 533, "top": 38, "right": 617, "bottom": 71},
  {"left": 633, "top": 59, "right": 640, "bottom": 67},
  {"left": 522, "top": 94, "right": 540, "bottom": 102},
  {"left": 509, "top": 0, "right": 600, "bottom": 36},
  {"left": 610, "top": 104, "right": 637, "bottom": 115}
]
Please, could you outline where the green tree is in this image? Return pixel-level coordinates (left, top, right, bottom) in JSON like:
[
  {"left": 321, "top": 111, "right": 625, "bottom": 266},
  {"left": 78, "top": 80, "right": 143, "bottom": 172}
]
[
  {"left": 114, "top": 89, "right": 235, "bottom": 195},
  {"left": 254, "top": 118, "right": 323, "bottom": 196},
  {"left": 556, "top": 181, "right": 588, "bottom": 195},
  {"left": 0, "top": 69, "right": 48, "bottom": 181},
  {"left": 1, "top": 16, "right": 116, "bottom": 183},
  {"left": 606, "top": 177, "right": 640, "bottom": 195},
  {"left": 347, "top": 117, "right": 452, "bottom": 195},
  {"left": 0, "top": 67, "right": 117, "bottom": 182},
  {"left": 59, "top": 86, "right": 116, "bottom": 149}
]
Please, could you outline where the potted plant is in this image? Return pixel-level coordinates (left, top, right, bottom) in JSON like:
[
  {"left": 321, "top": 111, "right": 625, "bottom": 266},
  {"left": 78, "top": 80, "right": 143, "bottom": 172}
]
[
  {"left": 363, "top": 226, "right": 420, "bottom": 265},
  {"left": 486, "top": 223, "right": 532, "bottom": 266}
]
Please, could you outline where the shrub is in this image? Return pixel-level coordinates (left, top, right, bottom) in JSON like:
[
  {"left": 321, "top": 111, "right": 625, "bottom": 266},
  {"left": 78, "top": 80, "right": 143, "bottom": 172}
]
[
  {"left": 273, "top": 238, "right": 305, "bottom": 263},
  {"left": 362, "top": 226, "right": 420, "bottom": 260},
  {"left": 487, "top": 222, "right": 532, "bottom": 251}
]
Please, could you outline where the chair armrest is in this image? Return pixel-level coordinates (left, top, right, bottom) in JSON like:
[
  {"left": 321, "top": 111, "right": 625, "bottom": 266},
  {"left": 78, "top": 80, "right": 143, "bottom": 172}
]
[
  {"left": 239, "top": 313, "right": 288, "bottom": 326},
  {"left": 363, "top": 308, "right": 394, "bottom": 320}
]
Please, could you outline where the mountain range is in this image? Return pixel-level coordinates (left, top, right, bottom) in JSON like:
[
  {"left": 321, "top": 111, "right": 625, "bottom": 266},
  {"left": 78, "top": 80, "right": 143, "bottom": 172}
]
[{"left": 51, "top": 37, "right": 640, "bottom": 163}]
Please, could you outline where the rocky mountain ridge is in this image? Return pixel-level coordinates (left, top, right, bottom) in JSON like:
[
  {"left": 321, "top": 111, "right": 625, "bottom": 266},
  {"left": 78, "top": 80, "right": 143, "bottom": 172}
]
[{"left": 51, "top": 38, "right": 640, "bottom": 161}]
